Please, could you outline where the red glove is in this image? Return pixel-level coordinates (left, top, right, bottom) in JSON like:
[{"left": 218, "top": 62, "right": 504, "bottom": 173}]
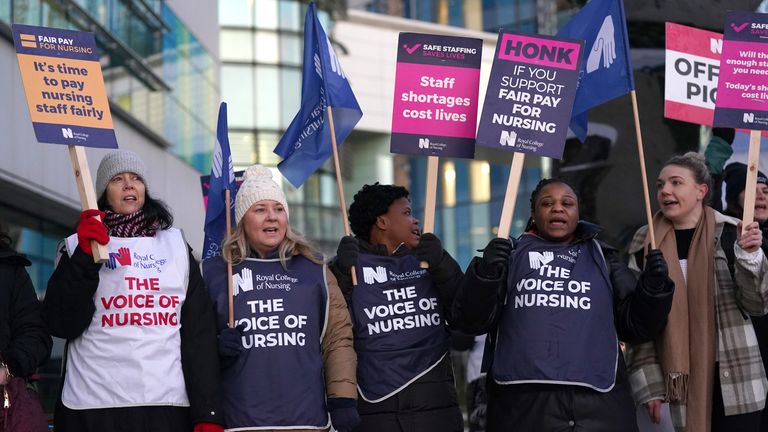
[
  {"left": 76, "top": 209, "right": 108, "bottom": 256},
  {"left": 193, "top": 423, "right": 224, "bottom": 432}
]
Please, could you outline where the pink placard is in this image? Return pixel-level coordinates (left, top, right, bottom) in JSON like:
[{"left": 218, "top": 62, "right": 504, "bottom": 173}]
[{"left": 392, "top": 63, "right": 480, "bottom": 138}]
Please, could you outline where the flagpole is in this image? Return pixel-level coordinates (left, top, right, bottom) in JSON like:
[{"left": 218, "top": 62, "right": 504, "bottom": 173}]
[
  {"left": 326, "top": 106, "right": 358, "bottom": 286},
  {"left": 630, "top": 91, "right": 656, "bottom": 248},
  {"left": 225, "top": 189, "right": 235, "bottom": 328}
]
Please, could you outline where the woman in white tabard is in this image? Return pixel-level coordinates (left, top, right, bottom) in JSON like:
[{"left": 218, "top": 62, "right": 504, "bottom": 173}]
[
  {"left": 45, "top": 150, "right": 223, "bottom": 432},
  {"left": 202, "top": 165, "right": 358, "bottom": 432}
]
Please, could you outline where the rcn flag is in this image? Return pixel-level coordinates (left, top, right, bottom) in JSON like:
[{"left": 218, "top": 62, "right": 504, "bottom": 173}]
[
  {"left": 556, "top": 0, "right": 634, "bottom": 142},
  {"left": 203, "top": 102, "right": 236, "bottom": 259},
  {"left": 274, "top": 1, "right": 362, "bottom": 188}
]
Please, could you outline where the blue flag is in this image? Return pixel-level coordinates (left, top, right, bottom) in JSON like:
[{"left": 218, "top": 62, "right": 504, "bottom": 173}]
[
  {"left": 203, "top": 102, "right": 236, "bottom": 259},
  {"left": 556, "top": 0, "right": 634, "bottom": 142},
  {"left": 274, "top": 1, "right": 362, "bottom": 188}
]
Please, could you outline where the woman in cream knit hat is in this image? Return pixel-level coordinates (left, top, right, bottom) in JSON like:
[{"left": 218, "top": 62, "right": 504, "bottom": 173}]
[{"left": 202, "top": 165, "right": 358, "bottom": 432}]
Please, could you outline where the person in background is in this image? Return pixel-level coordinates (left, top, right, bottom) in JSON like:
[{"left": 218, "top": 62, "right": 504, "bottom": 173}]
[
  {"left": 454, "top": 178, "right": 674, "bottom": 432},
  {"left": 204, "top": 165, "right": 358, "bottom": 432},
  {"left": 626, "top": 152, "right": 768, "bottom": 432},
  {"left": 0, "top": 225, "right": 51, "bottom": 432},
  {"left": 330, "top": 183, "right": 464, "bottom": 432},
  {"left": 45, "top": 150, "right": 223, "bottom": 432}
]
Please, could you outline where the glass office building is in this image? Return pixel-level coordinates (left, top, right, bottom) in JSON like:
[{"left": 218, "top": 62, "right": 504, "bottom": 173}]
[
  {"left": 219, "top": 0, "right": 345, "bottom": 252},
  {"left": 1, "top": 0, "right": 219, "bottom": 414}
]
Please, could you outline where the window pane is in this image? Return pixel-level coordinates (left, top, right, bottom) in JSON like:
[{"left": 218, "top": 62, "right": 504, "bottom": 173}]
[
  {"left": 220, "top": 30, "right": 253, "bottom": 61},
  {"left": 255, "top": 0, "right": 278, "bottom": 30},
  {"left": 280, "top": 33, "right": 302, "bottom": 66},
  {"left": 280, "top": 68, "right": 301, "bottom": 129},
  {"left": 255, "top": 66, "right": 280, "bottom": 129},
  {"left": 222, "top": 65, "right": 255, "bottom": 128},
  {"left": 469, "top": 161, "right": 491, "bottom": 202},
  {"left": 255, "top": 31, "right": 279, "bottom": 63},
  {"left": 278, "top": 0, "right": 301, "bottom": 31},
  {"left": 443, "top": 161, "right": 456, "bottom": 207},
  {"left": 219, "top": 0, "right": 253, "bottom": 27},
  {"left": 230, "top": 132, "right": 256, "bottom": 169},
  {"left": 257, "top": 132, "right": 281, "bottom": 166}
]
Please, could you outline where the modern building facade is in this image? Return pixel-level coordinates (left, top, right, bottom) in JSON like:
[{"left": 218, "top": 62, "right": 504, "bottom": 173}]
[
  {"left": 1, "top": 0, "right": 219, "bottom": 413},
  {"left": 219, "top": 0, "right": 349, "bottom": 253}
]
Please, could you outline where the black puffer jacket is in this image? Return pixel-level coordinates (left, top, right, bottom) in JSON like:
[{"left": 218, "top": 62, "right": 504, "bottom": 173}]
[
  {"left": 330, "top": 240, "right": 464, "bottom": 432},
  {"left": 45, "top": 240, "right": 222, "bottom": 431},
  {"left": 452, "top": 222, "right": 674, "bottom": 432},
  {"left": 0, "top": 243, "right": 51, "bottom": 377}
]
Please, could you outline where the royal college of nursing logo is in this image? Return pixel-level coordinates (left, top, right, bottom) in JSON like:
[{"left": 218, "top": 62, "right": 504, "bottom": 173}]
[
  {"left": 528, "top": 251, "right": 554, "bottom": 270},
  {"left": 105, "top": 247, "right": 131, "bottom": 270},
  {"left": 362, "top": 266, "right": 387, "bottom": 284}
]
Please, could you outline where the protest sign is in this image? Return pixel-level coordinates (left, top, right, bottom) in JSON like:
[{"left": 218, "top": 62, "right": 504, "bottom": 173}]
[
  {"left": 12, "top": 24, "right": 117, "bottom": 148},
  {"left": 714, "top": 11, "right": 768, "bottom": 227},
  {"left": 12, "top": 24, "right": 116, "bottom": 262},
  {"left": 390, "top": 33, "right": 483, "bottom": 158},
  {"left": 476, "top": 31, "right": 582, "bottom": 239},
  {"left": 665, "top": 22, "right": 722, "bottom": 125},
  {"left": 200, "top": 170, "right": 245, "bottom": 209},
  {"left": 477, "top": 31, "right": 582, "bottom": 160}
]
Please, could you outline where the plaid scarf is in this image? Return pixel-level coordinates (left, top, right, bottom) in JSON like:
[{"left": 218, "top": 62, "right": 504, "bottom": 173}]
[{"left": 103, "top": 209, "right": 161, "bottom": 238}]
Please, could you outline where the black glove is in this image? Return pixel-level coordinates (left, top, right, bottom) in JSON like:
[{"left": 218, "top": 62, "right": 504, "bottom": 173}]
[
  {"left": 712, "top": 127, "right": 735, "bottom": 145},
  {"left": 327, "top": 397, "right": 360, "bottom": 432},
  {"left": 335, "top": 236, "right": 359, "bottom": 275},
  {"left": 478, "top": 238, "right": 512, "bottom": 279},
  {"left": 641, "top": 249, "right": 669, "bottom": 290},
  {"left": 415, "top": 233, "right": 444, "bottom": 268},
  {"left": 218, "top": 324, "right": 245, "bottom": 368}
]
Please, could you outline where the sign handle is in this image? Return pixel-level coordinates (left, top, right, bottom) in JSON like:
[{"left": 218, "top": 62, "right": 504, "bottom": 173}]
[
  {"left": 68, "top": 145, "right": 109, "bottom": 263},
  {"left": 630, "top": 91, "right": 656, "bottom": 249},
  {"left": 497, "top": 152, "right": 526, "bottom": 239},
  {"left": 420, "top": 156, "right": 439, "bottom": 269},
  {"left": 742, "top": 130, "right": 762, "bottom": 231},
  {"left": 326, "top": 106, "right": 358, "bottom": 286}
]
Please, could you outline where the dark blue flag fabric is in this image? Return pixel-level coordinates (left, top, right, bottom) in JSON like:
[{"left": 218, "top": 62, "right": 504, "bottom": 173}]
[
  {"left": 556, "top": 0, "right": 634, "bottom": 142},
  {"left": 203, "top": 102, "right": 236, "bottom": 259},
  {"left": 274, "top": 1, "right": 362, "bottom": 188}
]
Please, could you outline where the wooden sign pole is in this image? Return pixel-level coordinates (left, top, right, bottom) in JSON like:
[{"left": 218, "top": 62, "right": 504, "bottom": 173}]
[
  {"left": 420, "top": 156, "right": 439, "bottom": 268},
  {"left": 497, "top": 152, "right": 526, "bottom": 239},
  {"left": 327, "top": 107, "right": 358, "bottom": 285},
  {"left": 742, "top": 130, "right": 762, "bottom": 231},
  {"left": 68, "top": 145, "right": 109, "bottom": 263}
]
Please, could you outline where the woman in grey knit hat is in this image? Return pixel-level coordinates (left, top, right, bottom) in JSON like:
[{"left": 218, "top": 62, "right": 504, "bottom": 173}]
[{"left": 44, "top": 150, "right": 224, "bottom": 432}]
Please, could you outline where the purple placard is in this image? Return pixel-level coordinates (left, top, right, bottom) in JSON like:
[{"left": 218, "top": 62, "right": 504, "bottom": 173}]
[
  {"left": 390, "top": 33, "right": 482, "bottom": 158},
  {"left": 11, "top": 24, "right": 118, "bottom": 148},
  {"left": 200, "top": 170, "right": 246, "bottom": 209},
  {"left": 714, "top": 11, "right": 768, "bottom": 130},
  {"left": 476, "top": 31, "right": 583, "bottom": 160}
]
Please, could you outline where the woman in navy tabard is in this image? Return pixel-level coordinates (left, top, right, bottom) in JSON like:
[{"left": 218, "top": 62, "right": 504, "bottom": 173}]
[{"left": 454, "top": 179, "right": 674, "bottom": 431}]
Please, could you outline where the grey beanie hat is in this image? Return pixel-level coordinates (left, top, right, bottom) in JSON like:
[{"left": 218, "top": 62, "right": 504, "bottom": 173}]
[{"left": 95, "top": 150, "right": 148, "bottom": 196}]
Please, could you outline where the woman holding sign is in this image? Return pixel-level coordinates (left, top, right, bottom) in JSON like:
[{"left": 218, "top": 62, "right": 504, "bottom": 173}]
[
  {"left": 202, "top": 165, "right": 358, "bottom": 432},
  {"left": 625, "top": 152, "right": 768, "bottom": 432},
  {"left": 329, "top": 183, "right": 465, "bottom": 432},
  {"left": 454, "top": 178, "right": 674, "bottom": 431},
  {"left": 45, "top": 150, "right": 223, "bottom": 432}
]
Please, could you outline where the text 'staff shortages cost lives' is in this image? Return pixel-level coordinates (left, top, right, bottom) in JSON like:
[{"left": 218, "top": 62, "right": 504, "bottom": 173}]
[
  {"left": 477, "top": 31, "right": 583, "bottom": 160},
  {"left": 12, "top": 24, "right": 117, "bottom": 148},
  {"left": 390, "top": 33, "right": 482, "bottom": 159}
]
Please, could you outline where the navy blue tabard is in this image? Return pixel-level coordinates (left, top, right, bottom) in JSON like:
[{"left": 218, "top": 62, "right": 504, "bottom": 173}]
[
  {"left": 203, "top": 256, "right": 330, "bottom": 430},
  {"left": 351, "top": 253, "right": 450, "bottom": 402},
  {"left": 492, "top": 234, "right": 619, "bottom": 392}
]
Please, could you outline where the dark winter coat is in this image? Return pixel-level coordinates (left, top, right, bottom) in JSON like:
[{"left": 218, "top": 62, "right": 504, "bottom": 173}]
[
  {"left": 0, "top": 243, "right": 52, "bottom": 377},
  {"left": 452, "top": 222, "right": 674, "bottom": 432},
  {"left": 45, "top": 241, "right": 222, "bottom": 432},
  {"left": 330, "top": 240, "right": 464, "bottom": 432}
]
